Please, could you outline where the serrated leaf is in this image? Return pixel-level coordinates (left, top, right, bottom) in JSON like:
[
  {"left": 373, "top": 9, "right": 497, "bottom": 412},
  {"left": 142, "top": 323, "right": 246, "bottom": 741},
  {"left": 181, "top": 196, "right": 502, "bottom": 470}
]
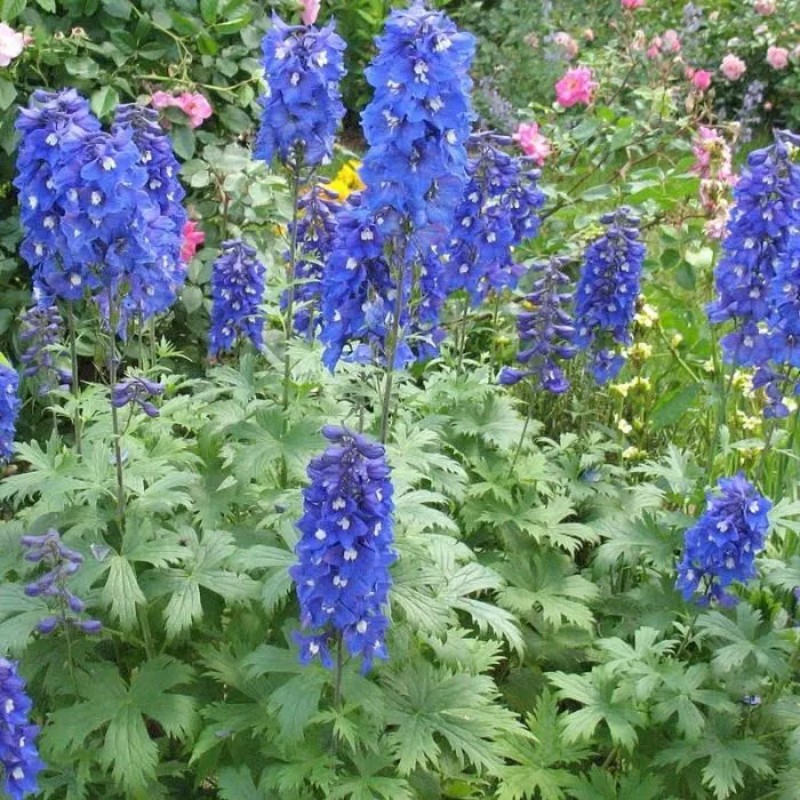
[{"left": 102, "top": 555, "right": 146, "bottom": 631}]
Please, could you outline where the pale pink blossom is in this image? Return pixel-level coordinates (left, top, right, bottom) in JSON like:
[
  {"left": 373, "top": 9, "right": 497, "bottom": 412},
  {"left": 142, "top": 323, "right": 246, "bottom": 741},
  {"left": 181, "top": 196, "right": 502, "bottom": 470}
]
[
  {"left": 0, "top": 22, "right": 25, "bottom": 68},
  {"left": 766, "top": 45, "right": 789, "bottom": 69},
  {"left": 555, "top": 66, "right": 597, "bottom": 107},
  {"left": 647, "top": 36, "right": 661, "bottom": 59},
  {"left": 300, "top": 0, "right": 320, "bottom": 26},
  {"left": 552, "top": 31, "right": 579, "bottom": 60},
  {"left": 754, "top": 0, "right": 777, "bottom": 15},
  {"left": 720, "top": 54, "right": 747, "bottom": 81},
  {"left": 180, "top": 220, "right": 205, "bottom": 262},
  {"left": 661, "top": 29, "right": 681, "bottom": 54},
  {"left": 621, "top": 0, "right": 645, "bottom": 8},
  {"left": 150, "top": 91, "right": 175, "bottom": 110},
  {"left": 512, "top": 121, "right": 551, "bottom": 166},
  {"left": 177, "top": 92, "right": 213, "bottom": 128},
  {"left": 691, "top": 69, "right": 713, "bottom": 90}
]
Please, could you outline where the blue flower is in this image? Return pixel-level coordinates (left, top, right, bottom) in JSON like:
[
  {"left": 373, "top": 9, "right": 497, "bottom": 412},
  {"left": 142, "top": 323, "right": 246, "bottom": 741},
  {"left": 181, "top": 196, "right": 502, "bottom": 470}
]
[
  {"left": 0, "top": 357, "right": 20, "bottom": 466},
  {"left": 290, "top": 425, "right": 396, "bottom": 673},
  {"left": 21, "top": 529, "right": 102, "bottom": 636},
  {"left": 0, "top": 657, "right": 44, "bottom": 800},
  {"left": 17, "top": 291, "right": 71, "bottom": 396},
  {"left": 708, "top": 131, "right": 800, "bottom": 369},
  {"left": 255, "top": 15, "right": 346, "bottom": 169},
  {"left": 573, "top": 208, "right": 645, "bottom": 383},
  {"left": 499, "top": 256, "right": 577, "bottom": 393},
  {"left": 675, "top": 474, "right": 771, "bottom": 605},
  {"left": 359, "top": 0, "right": 475, "bottom": 238},
  {"left": 111, "top": 375, "right": 165, "bottom": 418},
  {"left": 209, "top": 240, "right": 266, "bottom": 357}
]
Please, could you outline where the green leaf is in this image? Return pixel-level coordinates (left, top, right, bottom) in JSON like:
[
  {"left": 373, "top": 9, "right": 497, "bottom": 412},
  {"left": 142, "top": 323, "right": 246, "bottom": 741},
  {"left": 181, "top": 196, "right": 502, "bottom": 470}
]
[
  {"left": 65, "top": 57, "right": 100, "bottom": 79},
  {"left": 0, "top": 0, "right": 26, "bottom": 21},
  {"left": 199, "top": 0, "right": 218, "bottom": 23},
  {"left": 269, "top": 671, "right": 328, "bottom": 742},
  {"left": 216, "top": 766, "right": 261, "bottom": 800},
  {"left": 101, "top": 0, "right": 132, "bottom": 18},
  {"left": 650, "top": 384, "right": 700, "bottom": 431},
  {"left": 102, "top": 555, "right": 146, "bottom": 630},
  {"left": 0, "top": 77, "right": 16, "bottom": 111},
  {"left": 171, "top": 126, "right": 196, "bottom": 160},
  {"left": 90, "top": 86, "right": 120, "bottom": 119}
]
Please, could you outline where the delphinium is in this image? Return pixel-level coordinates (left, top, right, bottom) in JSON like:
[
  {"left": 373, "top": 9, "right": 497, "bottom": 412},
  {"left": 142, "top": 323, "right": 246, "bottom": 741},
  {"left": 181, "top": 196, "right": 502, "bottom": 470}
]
[
  {"left": 291, "top": 426, "right": 395, "bottom": 675},
  {"left": 208, "top": 240, "right": 267, "bottom": 358},
  {"left": 499, "top": 256, "right": 577, "bottom": 393},
  {"left": 573, "top": 208, "right": 645, "bottom": 382},
  {"left": 707, "top": 130, "right": 800, "bottom": 415},
  {"left": 21, "top": 529, "right": 102, "bottom": 635},
  {"left": 284, "top": 184, "right": 340, "bottom": 336},
  {"left": 0, "top": 657, "right": 44, "bottom": 800},
  {"left": 18, "top": 291, "right": 71, "bottom": 396},
  {"left": 737, "top": 80, "right": 766, "bottom": 145},
  {"left": 321, "top": 1, "right": 475, "bottom": 438},
  {"left": 676, "top": 474, "right": 771, "bottom": 605},
  {"left": 0, "top": 356, "right": 20, "bottom": 466},
  {"left": 111, "top": 375, "right": 165, "bottom": 418}
]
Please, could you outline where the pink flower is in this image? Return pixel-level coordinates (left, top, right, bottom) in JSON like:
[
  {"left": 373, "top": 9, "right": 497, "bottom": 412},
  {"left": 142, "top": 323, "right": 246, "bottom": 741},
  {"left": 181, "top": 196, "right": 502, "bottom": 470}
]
[
  {"left": 555, "top": 66, "right": 597, "bottom": 108},
  {"left": 0, "top": 22, "right": 25, "bottom": 68},
  {"left": 661, "top": 29, "right": 681, "bottom": 54},
  {"left": 552, "top": 31, "right": 579, "bottom": 60},
  {"left": 754, "top": 0, "right": 777, "bottom": 15},
  {"left": 150, "top": 90, "right": 175, "bottom": 110},
  {"left": 691, "top": 69, "right": 713, "bottom": 91},
  {"left": 621, "top": 0, "right": 645, "bottom": 8},
  {"left": 512, "top": 121, "right": 551, "bottom": 166},
  {"left": 300, "top": 0, "right": 320, "bottom": 26},
  {"left": 176, "top": 92, "right": 213, "bottom": 128},
  {"left": 766, "top": 45, "right": 789, "bottom": 69},
  {"left": 180, "top": 221, "right": 205, "bottom": 263},
  {"left": 646, "top": 36, "right": 661, "bottom": 59},
  {"left": 720, "top": 54, "right": 747, "bottom": 81}
]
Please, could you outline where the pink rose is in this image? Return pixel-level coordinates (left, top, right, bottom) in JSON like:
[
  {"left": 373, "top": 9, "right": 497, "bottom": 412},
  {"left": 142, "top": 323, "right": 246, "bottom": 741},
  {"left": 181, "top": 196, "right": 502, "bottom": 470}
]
[
  {"left": 0, "top": 22, "right": 25, "bottom": 68},
  {"left": 552, "top": 31, "right": 579, "bottom": 60},
  {"left": 754, "top": 0, "right": 777, "bottom": 15},
  {"left": 176, "top": 92, "right": 213, "bottom": 128},
  {"left": 150, "top": 91, "right": 175, "bottom": 110},
  {"left": 661, "top": 29, "right": 681, "bottom": 54},
  {"left": 621, "top": 0, "right": 645, "bottom": 8},
  {"left": 555, "top": 66, "right": 597, "bottom": 107},
  {"left": 646, "top": 37, "right": 661, "bottom": 59},
  {"left": 180, "top": 221, "right": 205, "bottom": 263},
  {"left": 766, "top": 45, "right": 789, "bottom": 69},
  {"left": 512, "top": 121, "right": 551, "bottom": 166},
  {"left": 300, "top": 0, "right": 320, "bottom": 26},
  {"left": 691, "top": 69, "right": 713, "bottom": 90},
  {"left": 720, "top": 54, "right": 747, "bottom": 81}
]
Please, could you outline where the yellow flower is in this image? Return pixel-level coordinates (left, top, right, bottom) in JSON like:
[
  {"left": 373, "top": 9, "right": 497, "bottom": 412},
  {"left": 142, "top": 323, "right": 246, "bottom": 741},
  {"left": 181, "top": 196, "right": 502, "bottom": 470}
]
[
  {"left": 634, "top": 300, "right": 659, "bottom": 328},
  {"left": 622, "top": 446, "right": 645, "bottom": 460},
  {"left": 629, "top": 376, "right": 652, "bottom": 392},
  {"left": 627, "top": 342, "right": 653, "bottom": 361},
  {"left": 326, "top": 159, "right": 365, "bottom": 202},
  {"left": 670, "top": 333, "right": 683, "bottom": 348},
  {"left": 732, "top": 370, "right": 754, "bottom": 395},
  {"left": 611, "top": 382, "right": 631, "bottom": 398}
]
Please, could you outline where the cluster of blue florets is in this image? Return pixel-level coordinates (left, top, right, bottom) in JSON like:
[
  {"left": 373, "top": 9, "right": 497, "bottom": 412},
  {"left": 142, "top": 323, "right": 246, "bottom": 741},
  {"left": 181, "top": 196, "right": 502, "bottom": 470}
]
[
  {"left": 676, "top": 474, "right": 771, "bottom": 605},
  {"left": 209, "top": 240, "right": 267, "bottom": 357},
  {"left": 286, "top": 185, "right": 341, "bottom": 336},
  {"left": 0, "top": 358, "right": 20, "bottom": 466},
  {"left": 444, "top": 135, "right": 544, "bottom": 303},
  {"left": 0, "top": 657, "right": 44, "bottom": 800},
  {"left": 18, "top": 291, "right": 71, "bottom": 396},
  {"left": 499, "top": 256, "right": 577, "bottom": 393},
  {"left": 573, "top": 207, "right": 645, "bottom": 382},
  {"left": 14, "top": 90, "right": 184, "bottom": 327},
  {"left": 291, "top": 425, "right": 396, "bottom": 673},
  {"left": 21, "top": 529, "right": 102, "bottom": 636},
  {"left": 255, "top": 15, "right": 346, "bottom": 169},
  {"left": 111, "top": 375, "right": 165, "bottom": 418}
]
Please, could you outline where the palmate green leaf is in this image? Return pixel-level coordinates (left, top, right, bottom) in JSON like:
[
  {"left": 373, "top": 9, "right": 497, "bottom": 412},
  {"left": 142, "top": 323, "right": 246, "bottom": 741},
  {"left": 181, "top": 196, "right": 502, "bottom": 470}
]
[
  {"left": 569, "top": 767, "right": 664, "bottom": 800},
  {"left": 449, "top": 392, "right": 527, "bottom": 451},
  {"left": 696, "top": 603, "right": 794, "bottom": 678},
  {"left": 102, "top": 555, "right": 146, "bottom": 631},
  {"left": 216, "top": 766, "right": 262, "bottom": 800},
  {"left": 382, "top": 660, "right": 524, "bottom": 775},
  {"left": 0, "top": 583, "right": 49, "bottom": 654},
  {"left": 327, "top": 751, "right": 414, "bottom": 800},
  {"left": 655, "top": 734, "right": 772, "bottom": 799},
  {"left": 548, "top": 668, "right": 645, "bottom": 750},
  {"left": 43, "top": 658, "right": 198, "bottom": 793},
  {"left": 394, "top": 487, "right": 459, "bottom": 535},
  {"left": 269, "top": 671, "right": 329, "bottom": 742}
]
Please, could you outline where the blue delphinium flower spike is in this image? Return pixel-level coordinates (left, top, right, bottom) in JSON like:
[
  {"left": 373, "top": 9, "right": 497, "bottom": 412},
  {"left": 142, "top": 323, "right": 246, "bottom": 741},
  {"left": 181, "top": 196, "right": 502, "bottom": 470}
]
[
  {"left": 0, "top": 657, "right": 45, "bottom": 800},
  {"left": 499, "top": 256, "right": 577, "bottom": 393},
  {"left": 0, "top": 356, "right": 20, "bottom": 466},
  {"left": 209, "top": 240, "right": 267, "bottom": 357},
  {"left": 291, "top": 425, "right": 396, "bottom": 673},
  {"left": 573, "top": 207, "right": 645, "bottom": 383},
  {"left": 111, "top": 375, "right": 165, "bottom": 418},
  {"left": 18, "top": 289, "right": 71, "bottom": 396},
  {"left": 255, "top": 15, "right": 346, "bottom": 169},
  {"left": 675, "top": 473, "right": 771, "bottom": 605}
]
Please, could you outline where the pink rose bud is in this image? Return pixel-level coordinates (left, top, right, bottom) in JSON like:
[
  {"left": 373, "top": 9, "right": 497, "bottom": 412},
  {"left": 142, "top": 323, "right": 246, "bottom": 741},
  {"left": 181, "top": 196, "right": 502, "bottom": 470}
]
[
  {"left": 180, "top": 221, "right": 205, "bottom": 262},
  {"left": 552, "top": 31, "right": 579, "bottom": 60},
  {"left": 692, "top": 69, "right": 713, "bottom": 90},
  {"left": 300, "top": 0, "right": 320, "bottom": 25},
  {"left": 754, "top": 0, "right": 777, "bottom": 15},
  {"left": 766, "top": 45, "right": 789, "bottom": 69},
  {"left": 662, "top": 29, "right": 681, "bottom": 54},
  {"left": 720, "top": 53, "right": 747, "bottom": 81},
  {"left": 554, "top": 66, "right": 598, "bottom": 107},
  {"left": 621, "top": 0, "right": 645, "bottom": 8}
]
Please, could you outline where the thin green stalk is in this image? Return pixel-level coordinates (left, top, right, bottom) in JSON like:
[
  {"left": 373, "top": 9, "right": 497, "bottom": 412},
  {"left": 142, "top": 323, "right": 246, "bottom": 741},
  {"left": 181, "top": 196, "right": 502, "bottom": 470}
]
[
  {"left": 456, "top": 294, "right": 471, "bottom": 374},
  {"left": 66, "top": 304, "right": 82, "bottom": 455},
  {"left": 333, "top": 634, "right": 344, "bottom": 710},
  {"left": 488, "top": 293, "right": 501, "bottom": 380},
  {"left": 508, "top": 381, "right": 534, "bottom": 478},
  {"left": 107, "top": 292, "right": 126, "bottom": 531}
]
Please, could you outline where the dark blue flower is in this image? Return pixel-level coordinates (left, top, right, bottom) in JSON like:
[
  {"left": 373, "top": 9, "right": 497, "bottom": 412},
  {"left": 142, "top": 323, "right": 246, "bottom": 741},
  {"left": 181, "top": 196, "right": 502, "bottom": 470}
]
[
  {"left": 255, "top": 15, "right": 346, "bottom": 169},
  {"left": 209, "top": 240, "right": 266, "bottom": 357},
  {"left": 499, "top": 256, "right": 577, "bottom": 393},
  {"left": 17, "top": 290, "right": 71, "bottom": 396},
  {"left": 0, "top": 358, "right": 20, "bottom": 466},
  {"left": 573, "top": 207, "right": 645, "bottom": 383},
  {"left": 111, "top": 375, "right": 165, "bottom": 418},
  {"left": 675, "top": 473, "right": 771, "bottom": 605},
  {"left": 0, "top": 657, "right": 44, "bottom": 800},
  {"left": 290, "top": 425, "right": 396, "bottom": 673},
  {"left": 21, "top": 529, "right": 102, "bottom": 636}
]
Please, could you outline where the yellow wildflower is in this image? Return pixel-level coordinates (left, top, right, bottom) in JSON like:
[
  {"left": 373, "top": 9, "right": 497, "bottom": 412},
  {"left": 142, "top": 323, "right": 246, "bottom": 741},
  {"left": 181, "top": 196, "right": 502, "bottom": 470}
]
[{"left": 326, "top": 159, "right": 365, "bottom": 202}]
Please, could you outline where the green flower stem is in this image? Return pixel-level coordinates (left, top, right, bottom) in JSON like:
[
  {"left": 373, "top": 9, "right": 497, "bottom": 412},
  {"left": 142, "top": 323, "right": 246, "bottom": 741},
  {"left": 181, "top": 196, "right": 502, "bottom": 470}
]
[{"left": 66, "top": 303, "right": 82, "bottom": 455}]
